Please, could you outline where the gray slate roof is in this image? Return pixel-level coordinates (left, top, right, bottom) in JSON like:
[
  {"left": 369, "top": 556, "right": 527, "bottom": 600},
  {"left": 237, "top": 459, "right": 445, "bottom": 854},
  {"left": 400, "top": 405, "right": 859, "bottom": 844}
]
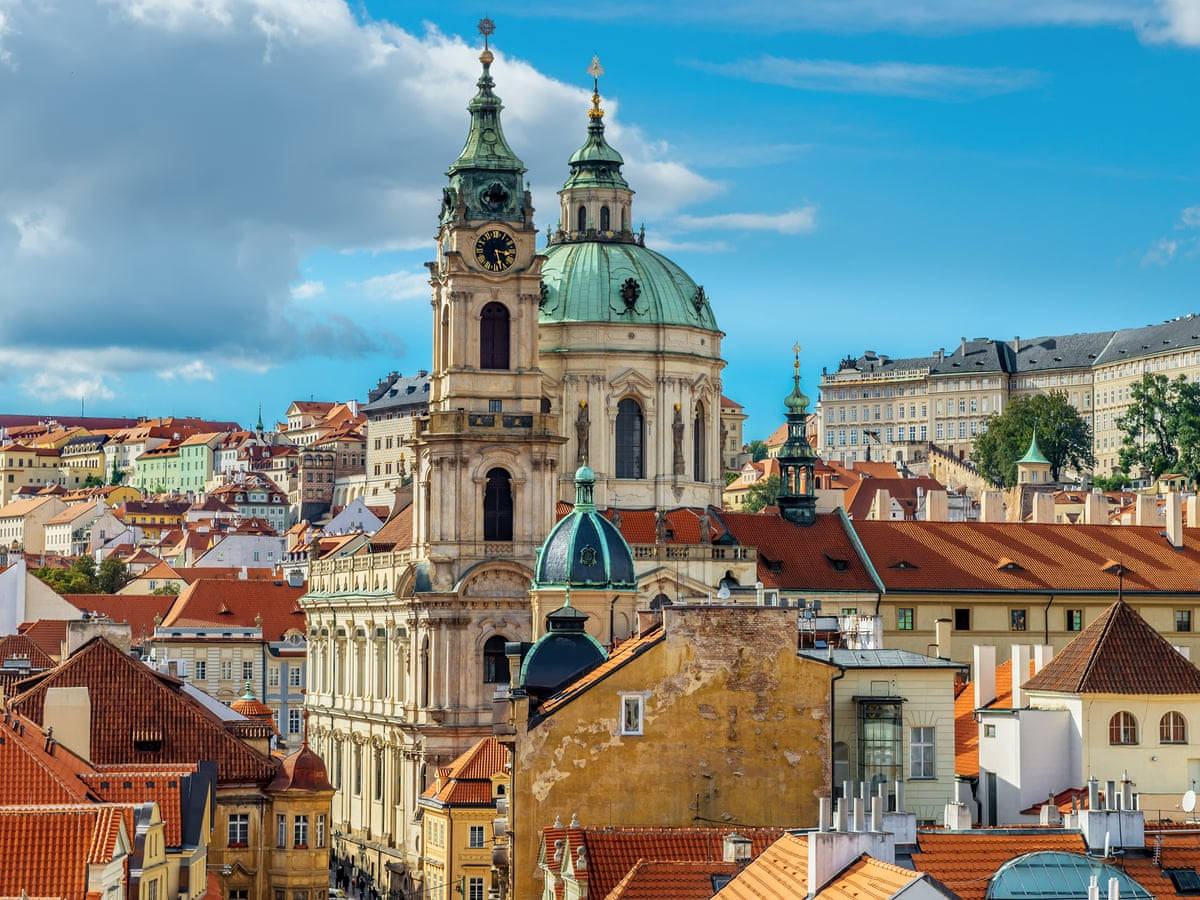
[
  {"left": 1010, "top": 331, "right": 1116, "bottom": 372},
  {"left": 798, "top": 648, "right": 965, "bottom": 669},
  {"left": 363, "top": 373, "right": 431, "bottom": 413},
  {"left": 1094, "top": 315, "right": 1200, "bottom": 366}
]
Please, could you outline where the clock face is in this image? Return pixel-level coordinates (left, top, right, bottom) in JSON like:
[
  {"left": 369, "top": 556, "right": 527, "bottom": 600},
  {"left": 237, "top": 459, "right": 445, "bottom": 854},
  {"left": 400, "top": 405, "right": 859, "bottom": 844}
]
[{"left": 474, "top": 229, "right": 517, "bottom": 273}]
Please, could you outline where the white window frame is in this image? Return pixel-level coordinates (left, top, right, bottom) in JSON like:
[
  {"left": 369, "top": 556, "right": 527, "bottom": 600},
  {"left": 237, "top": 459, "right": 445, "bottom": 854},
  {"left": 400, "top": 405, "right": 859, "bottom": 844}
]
[
  {"left": 910, "top": 726, "right": 935, "bottom": 779},
  {"left": 194, "top": 660, "right": 206, "bottom": 680},
  {"left": 288, "top": 708, "right": 302, "bottom": 735},
  {"left": 619, "top": 693, "right": 645, "bottom": 736},
  {"left": 468, "top": 824, "right": 485, "bottom": 848},
  {"left": 268, "top": 666, "right": 280, "bottom": 687},
  {"left": 289, "top": 666, "right": 302, "bottom": 687}
]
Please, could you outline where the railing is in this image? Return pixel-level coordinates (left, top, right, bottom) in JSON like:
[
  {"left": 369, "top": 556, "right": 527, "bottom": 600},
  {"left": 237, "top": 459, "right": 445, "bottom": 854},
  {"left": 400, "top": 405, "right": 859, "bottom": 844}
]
[
  {"left": 630, "top": 544, "right": 755, "bottom": 563},
  {"left": 423, "top": 410, "right": 560, "bottom": 437}
]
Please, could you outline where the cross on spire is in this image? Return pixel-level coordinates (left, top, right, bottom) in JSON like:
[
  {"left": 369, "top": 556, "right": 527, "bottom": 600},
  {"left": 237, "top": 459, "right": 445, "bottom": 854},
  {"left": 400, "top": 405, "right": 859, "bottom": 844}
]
[
  {"left": 588, "top": 54, "right": 605, "bottom": 120},
  {"left": 477, "top": 17, "right": 495, "bottom": 50}
]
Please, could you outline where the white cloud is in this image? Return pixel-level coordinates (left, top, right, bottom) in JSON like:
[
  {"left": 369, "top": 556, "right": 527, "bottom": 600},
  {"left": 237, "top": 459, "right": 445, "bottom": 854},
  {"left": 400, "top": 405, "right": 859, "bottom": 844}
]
[
  {"left": 650, "top": 237, "right": 733, "bottom": 253},
  {"left": 352, "top": 270, "right": 430, "bottom": 302},
  {"left": 1143, "top": 237, "right": 1181, "bottom": 266},
  {"left": 1182, "top": 205, "right": 1200, "bottom": 228},
  {"left": 675, "top": 207, "right": 819, "bottom": 235},
  {"left": 694, "top": 56, "right": 1042, "bottom": 100},
  {"left": 290, "top": 280, "right": 325, "bottom": 300},
  {"left": 158, "top": 359, "right": 216, "bottom": 381},
  {"left": 0, "top": 1, "right": 714, "bottom": 378},
  {"left": 1141, "top": 204, "right": 1200, "bottom": 266}
]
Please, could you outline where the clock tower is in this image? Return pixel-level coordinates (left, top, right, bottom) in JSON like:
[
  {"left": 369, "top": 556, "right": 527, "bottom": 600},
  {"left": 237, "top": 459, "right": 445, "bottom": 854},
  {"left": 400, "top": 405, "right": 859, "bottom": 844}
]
[{"left": 416, "top": 26, "right": 564, "bottom": 569}]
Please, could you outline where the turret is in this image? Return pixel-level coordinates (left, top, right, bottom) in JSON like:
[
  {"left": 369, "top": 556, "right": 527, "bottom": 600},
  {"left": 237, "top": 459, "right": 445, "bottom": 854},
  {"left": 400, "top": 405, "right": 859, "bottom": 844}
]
[{"left": 777, "top": 344, "right": 818, "bottom": 527}]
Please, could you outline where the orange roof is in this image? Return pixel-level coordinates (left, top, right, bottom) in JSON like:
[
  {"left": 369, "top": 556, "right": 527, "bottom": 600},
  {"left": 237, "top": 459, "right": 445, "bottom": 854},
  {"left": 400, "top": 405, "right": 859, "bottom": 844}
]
[
  {"left": 160, "top": 579, "right": 305, "bottom": 641},
  {"left": 44, "top": 503, "right": 103, "bottom": 525},
  {"left": 63, "top": 594, "right": 175, "bottom": 647},
  {"left": 537, "top": 624, "right": 664, "bottom": 718},
  {"left": 9, "top": 637, "right": 278, "bottom": 785},
  {"left": 16, "top": 619, "right": 69, "bottom": 660},
  {"left": 0, "top": 709, "right": 100, "bottom": 806},
  {"left": 764, "top": 423, "right": 788, "bottom": 447},
  {"left": 81, "top": 765, "right": 196, "bottom": 846},
  {"left": 910, "top": 831, "right": 1086, "bottom": 900},
  {"left": 603, "top": 506, "right": 729, "bottom": 545},
  {"left": 844, "top": 476, "right": 946, "bottom": 520},
  {"left": 719, "top": 511, "right": 879, "bottom": 592},
  {"left": 420, "top": 736, "right": 506, "bottom": 807},
  {"left": 607, "top": 859, "right": 740, "bottom": 899},
  {"left": 853, "top": 520, "right": 1200, "bottom": 593},
  {"left": 0, "top": 632, "right": 56, "bottom": 669},
  {"left": 1025, "top": 599, "right": 1200, "bottom": 694},
  {"left": 0, "top": 495, "right": 63, "bottom": 518},
  {"left": 0, "top": 805, "right": 126, "bottom": 900},
  {"left": 368, "top": 503, "right": 413, "bottom": 553},
  {"left": 820, "top": 854, "right": 925, "bottom": 899}
]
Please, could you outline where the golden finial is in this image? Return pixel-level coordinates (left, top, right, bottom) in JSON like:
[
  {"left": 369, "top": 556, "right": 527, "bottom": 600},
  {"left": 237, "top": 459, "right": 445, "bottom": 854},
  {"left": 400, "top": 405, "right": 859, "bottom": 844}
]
[
  {"left": 587, "top": 54, "right": 605, "bottom": 120},
  {"left": 793, "top": 342, "right": 801, "bottom": 375},
  {"left": 478, "top": 17, "right": 495, "bottom": 64}
]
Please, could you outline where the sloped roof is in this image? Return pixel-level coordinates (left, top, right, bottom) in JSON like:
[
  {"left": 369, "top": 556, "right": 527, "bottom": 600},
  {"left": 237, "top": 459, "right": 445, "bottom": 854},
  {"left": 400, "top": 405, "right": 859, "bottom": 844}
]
[
  {"left": 16, "top": 619, "right": 69, "bottom": 660},
  {"left": 1024, "top": 599, "right": 1200, "bottom": 694},
  {"left": 9, "top": 637, "right": 278, "bottom": 785},
  {"left": 0, "top": 632, "right": 56, "bottom": 669},
  {"left": 536, "top": 625, "right": 664, "bottom": 719},
  {"left": 0, "top": 495, "right": 62, "bottom": 518},
  {"left": 419, "top": 736, "right": 506, "bottom": 807},
  {"left": 0, "top": 805, "right": 126, "bottom": 900},
  {"left": 719, "top": 511, "right": 879, "bottom": 592},
  {"left": 844, "top": 476, "right": 946, "bottom": 520},
  {"left": 63, "top": 594, "right": 175, "bottom": 647},
  {"left": 852, "top": 521, "right": 1200, "bottom": 593},
  {"left": 911, "top": 831, "right": 1087, "bottom": 900},
  {"left": 160, "top": 578, "right": 305, "bottom": 641},
  {"left": 368, "top": 503, "right": 413, "bottom": 553},
  {"left": 607, "top": 859, "right": 739, "bottom": 899},
  {"left": 0, "top": 708, "right": 100, "bottom": 805},
  {"left": 81, "top": 765, "right": 196, "bottom": 846}
]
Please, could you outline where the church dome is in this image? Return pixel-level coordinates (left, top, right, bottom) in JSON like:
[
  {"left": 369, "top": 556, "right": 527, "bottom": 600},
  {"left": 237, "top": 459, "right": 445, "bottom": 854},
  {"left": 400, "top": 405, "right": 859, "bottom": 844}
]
[
  {"left": 539, "top": 240, "right": 719, "bottom": 330},
  {"left": 519, "top": 600, "right": 608, "bottom": 698},
  {"left": 533, "top": 466, "right": 636, "bottom": 589}
]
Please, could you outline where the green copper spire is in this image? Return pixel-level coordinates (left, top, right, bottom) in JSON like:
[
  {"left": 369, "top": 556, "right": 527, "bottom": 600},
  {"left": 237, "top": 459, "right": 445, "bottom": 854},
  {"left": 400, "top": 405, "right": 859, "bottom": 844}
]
[
  {"left": 1019, "top": 426, "right": 1050, "bottom": 465},
  {"left": 778, "top": 344, "right": 818, "bottom": 527},
  {"left": 783, "top": 342, "right": 811, "bottom": 415},
  {"left": 562, "top": 56, "right": 629, "bottom": 191},
  {"left": 255, "top": 403, "right": 264, "bottom": 433},
  {"left": 440, "top": 19, "right": 526, "bottom": 224}
]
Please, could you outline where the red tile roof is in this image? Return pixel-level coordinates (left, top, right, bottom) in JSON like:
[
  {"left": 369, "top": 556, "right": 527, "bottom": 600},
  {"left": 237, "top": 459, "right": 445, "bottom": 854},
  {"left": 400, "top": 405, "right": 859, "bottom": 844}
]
[
  {"left": 368, "top": 503, "right": 413, "bottom": 553},
  {"left": 853, "top": 520, "right": 1200, "bottom": 593},
  {"left": 0, "top": 632, "right": 56, "bottom": 669},
  {"left": 0, "top": 709, "right": 100, "bottom": 806},
  {"left": 63, "top": 594, "right": 175, "bottom": 647},
  {"left": 420, "top": 736, "right": 506, "bottom": 807},
  {"left": 603, "top": 507, "right": 728, "bottom": 545},
  {"left": 1024, "top": 599, "right": 1200, "bottom": 694},
  {"left": 9, "top": 636, "right": 278, "bottom": 785},
  {"left": 160, "top": 578, "right": 306, "bottom": 641},
  {"left": 607, "top": 859, "right": 740, "bottom": 899},
  {"left": 843, "top": 476, "right": 946, "bottom": 521},
  {"left": 16, "top": 619, "right": 69, "bottom": 660},
  {"left": 910, "top": 831, "right": 1087, "bottom": 900},
  {"left": 719, "top": 511, "right": 879, "bottom": 592},
  {"left": 0, "top": 805, "right": 126, "bottom": 900},
  {"left": 81, "top": 765, "right": 196, "bottom": 846}
]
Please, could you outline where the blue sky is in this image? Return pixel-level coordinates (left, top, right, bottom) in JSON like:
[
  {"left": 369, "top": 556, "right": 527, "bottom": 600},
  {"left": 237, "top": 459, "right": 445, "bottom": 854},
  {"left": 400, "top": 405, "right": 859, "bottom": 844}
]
[{"left": 0, "top": 0, "right": 1198, "bottom": 438}]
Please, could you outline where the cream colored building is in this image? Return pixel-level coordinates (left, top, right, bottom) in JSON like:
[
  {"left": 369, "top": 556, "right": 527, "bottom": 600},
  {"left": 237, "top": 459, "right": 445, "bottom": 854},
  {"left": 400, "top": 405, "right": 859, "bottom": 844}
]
[
  {"left": 0, "top": 494, "right": 68, "bottom": 554},
  {"left": 363, "top": 371, "right": 430, "bottom": 508},
  {"left": 302, "top": 44, "right": 729, "bottom": 899}
]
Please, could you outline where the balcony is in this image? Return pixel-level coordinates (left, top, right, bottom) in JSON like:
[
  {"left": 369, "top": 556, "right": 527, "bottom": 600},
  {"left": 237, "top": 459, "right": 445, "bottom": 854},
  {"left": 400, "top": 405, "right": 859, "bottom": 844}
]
[{"left": 421, "top": 410, "right": 559, "bottom": 439}]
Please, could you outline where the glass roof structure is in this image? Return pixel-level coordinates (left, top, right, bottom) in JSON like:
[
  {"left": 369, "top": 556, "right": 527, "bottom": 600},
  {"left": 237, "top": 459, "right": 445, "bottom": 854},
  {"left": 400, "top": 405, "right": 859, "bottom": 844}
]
[{"left": 986, "top": 852, "right": 1153, "bottom": 899}]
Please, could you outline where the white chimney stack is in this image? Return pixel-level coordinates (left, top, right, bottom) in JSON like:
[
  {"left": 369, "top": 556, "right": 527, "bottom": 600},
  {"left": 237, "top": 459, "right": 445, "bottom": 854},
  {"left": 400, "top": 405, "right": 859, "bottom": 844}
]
[
  {"left": 1032, "top": 492, "right": 1055, "bottom": 524},
  {"left": 1034, "top": 644, "right": 1055, "bottom": 674},
  {"left": 980, "top": 491, "right": 1005, "bottom": 523},
  {"left": 1084, "top": 492, "right": 1107, "bottom": 525},
  {"left": 871, "top": 489, "right": 891, "bottom": 521},
  {"left": 1166, "top": 491, "right": 1184, "bottom": 549},
  {"left": 1135, "top": 494, "right": 1156, "bottom": 527},
  {"left": 974, "top": 645, "right": 997, "bottom": 709},
  {"left": 944, "top": 802, "right": 972, "bottom": 830},
  {"left": 1011, "top": 645, "right": 1031, "bottom": 709},
  {"left": 925, "top": 490, "right": 948, "bottom": 522},
  {"left": 1188, "top": 493, "right": 1200, "bottom": 528}
]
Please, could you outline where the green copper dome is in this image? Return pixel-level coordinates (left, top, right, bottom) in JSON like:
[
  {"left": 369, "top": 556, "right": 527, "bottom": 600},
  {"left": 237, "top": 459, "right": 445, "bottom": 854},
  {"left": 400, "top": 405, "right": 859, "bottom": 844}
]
[
  {"left": 532, "top": 466, "right": 635, "bottom": 590},
  {"left": 539, "top": 241, "right": 719, "bottom": 330},
  {"left": 563, "top": 118, "right": 629, "bottom": 190}
]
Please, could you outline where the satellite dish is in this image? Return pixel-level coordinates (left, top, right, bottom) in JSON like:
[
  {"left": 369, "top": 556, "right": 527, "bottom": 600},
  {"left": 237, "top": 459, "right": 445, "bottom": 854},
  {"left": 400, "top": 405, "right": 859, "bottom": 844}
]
[
  {"left": 716, "top": 585, "right": 731, "bottom": 601},
  {"left": 1183, "top": 790, "right": 1196, "bottom": 813}
]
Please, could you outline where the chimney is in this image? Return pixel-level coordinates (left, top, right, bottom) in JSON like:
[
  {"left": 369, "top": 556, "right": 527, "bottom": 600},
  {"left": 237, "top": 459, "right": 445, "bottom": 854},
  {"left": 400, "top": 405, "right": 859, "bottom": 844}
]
[
  {"left": 974, "top": 645, "right": 997, "bottom": 709},
  {"left": 1084, "top": 492, "right": 1107, "bottom": 525},
  {"left": 936, "top": 348, "right": 945, "bottom": 363},
  {"left": 42, "top": 687, "right": 90, "bottom": 762},
  {"left": 870, "top": 489, "right": 891, "bottom": 521},
  {"left": 1033, "top": 644, "right": 1055, "bottom": 674},
  {"left": 1032, "top": 492, "right": 1055, "bottom": 524},
  {"left": 1166, "top": 491, "right": 1183, "bottom": 549},
  {"left": 1011, "top": 644, "right": 1031, "bottom": 709},
  {"left": 934, "top": 617, "right": 951, "bottom": 659},
  {"left": 925, "top": 490, "right": 948, "bottom": 522},
  {"left": 944, "top": 802, "right": 972, "bottom": 830},
  {"left": 1040, "top": 794, "right": 1063, "bottom": 826},
  {"left": 1012, "top": 335, "right": 1020, "bottom": 353},
  {"left": 980, "top": 491, "right": 1005, "bottom": 523},
  {"left": 960, "top": 337, "right": 968, "bottom": 356},
  {"left": 722, "top": 833, "right": 752, "bottom": 866},
  {"left": 1135, "top": 494, "right": 1156, "bottom": 527}
]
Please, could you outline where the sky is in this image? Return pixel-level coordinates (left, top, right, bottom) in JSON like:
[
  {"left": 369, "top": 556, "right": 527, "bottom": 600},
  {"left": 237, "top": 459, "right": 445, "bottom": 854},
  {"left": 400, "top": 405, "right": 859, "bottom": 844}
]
[{"left": 0, "top": 0, "right": 1199, "bottom": 438}]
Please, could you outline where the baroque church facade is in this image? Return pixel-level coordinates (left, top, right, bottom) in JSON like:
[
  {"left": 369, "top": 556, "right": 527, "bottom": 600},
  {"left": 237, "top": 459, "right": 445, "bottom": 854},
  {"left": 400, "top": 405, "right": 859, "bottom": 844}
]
[{"left": 301, "top": 35, "right": 726, "bottom": 898}]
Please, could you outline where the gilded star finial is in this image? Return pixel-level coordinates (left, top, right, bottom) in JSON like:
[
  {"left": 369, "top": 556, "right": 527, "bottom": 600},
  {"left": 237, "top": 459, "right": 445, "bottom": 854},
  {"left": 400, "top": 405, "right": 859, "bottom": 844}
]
[
  {"left": 588, "top": 54, "right": 605, "bottom": 120},
  {"left": 478, "top": 17, "right": 495, "bottom": 49}
]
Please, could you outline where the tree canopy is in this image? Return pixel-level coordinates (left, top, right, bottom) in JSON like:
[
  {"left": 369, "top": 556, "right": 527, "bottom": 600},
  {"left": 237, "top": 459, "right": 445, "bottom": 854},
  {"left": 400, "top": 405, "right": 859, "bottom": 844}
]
[
  {"left": 971, "top": 391, "right": 1094, "bottom": 487},
  {"left": 747, "top": 440, "right": 768, "bottom": 462},
  {"left": 1114, "top": 373, "right": 1200, "bottom": 481},
  {"left": 34, "top": 555, "right": 129, "bottom": 594},
  {"left": 742, "top": 474, "right": 780, "bottom": 512}
]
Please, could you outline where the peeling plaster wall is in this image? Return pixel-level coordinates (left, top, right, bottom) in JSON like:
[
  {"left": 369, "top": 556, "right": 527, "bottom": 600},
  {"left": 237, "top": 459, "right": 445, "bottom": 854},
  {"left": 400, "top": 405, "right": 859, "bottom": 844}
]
[{"left": 511, "top": 605, "right": 832, "bottom": 898}]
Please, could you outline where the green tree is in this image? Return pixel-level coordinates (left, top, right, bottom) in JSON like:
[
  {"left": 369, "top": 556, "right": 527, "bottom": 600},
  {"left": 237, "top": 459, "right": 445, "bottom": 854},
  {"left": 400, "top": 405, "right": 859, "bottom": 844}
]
[
  {"left": 742, "top": 474, "right": 780, "bottom": 513},
  {"left": 151, "top": 583, "right": 181, "bottom": 596},
  {"left": 83, "top": 473, "right": 105, "bottom": 488},
  {"left": 748, "top": 440, "right": 768, "bottom": 462},
  {"left": 1114, "top": 373, "right": 1200, "bottom": 481},
  {"left": 724, "top": 471, "right": 739, "bottom": 486},
  {"left": 97, "top": 556, "right": 129, "bottom": 594},
  {"left": 971, "top": 391, "right": 1094, "bottom": 487},
  {"left": 34, "top": 555, "right": 99, "bottom": 594},
  {"left": 1092, "top": 471, "right": 1132, "bottom": 491},
  {"left": 109, "top": 458, "right": 125, "bottom": 486}
]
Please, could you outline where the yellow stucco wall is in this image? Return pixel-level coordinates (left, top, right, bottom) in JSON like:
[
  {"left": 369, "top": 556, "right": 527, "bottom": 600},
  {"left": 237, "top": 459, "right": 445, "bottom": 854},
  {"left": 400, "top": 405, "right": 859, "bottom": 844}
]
[
  {"left": 507, "top": 605, "right": 833, "bottom": 900},
  {"left": 421, "top": 805, "right": 495, "bottom": 900}
]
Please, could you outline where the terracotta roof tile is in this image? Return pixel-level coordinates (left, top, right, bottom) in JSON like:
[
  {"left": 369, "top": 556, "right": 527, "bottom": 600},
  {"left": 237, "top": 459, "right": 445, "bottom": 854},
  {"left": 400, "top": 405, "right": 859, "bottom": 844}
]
[
  {"left": 9, "top": 637, "right": 277, "bottom": 785},
  {"left": 0, "top": 495, "right": 63, "bottom": 518},
  {"left": 1025, "top": 600, "right": 1200, "bottom": 694},
  {"left": 81, "top": 765, "right": 195, "bottom": 846},
  {"left": 844, "top": 476, "right": 946, "bottom": 520},
  {"left": 606, "top": 859, "right": 739, "bottom": 899},
  {"left": 16, "top": 619, "right": 69, "bottom": 661},
  {"left": 368, "top": 503, "right": 413, "bottom": 553},
  {"left": 160, "top": 579, "right": 306, "bottom": 641},
  {"left": 819, "top": 854, "right": 924, "bottom": 899},
  {"left": 63, "top": 594, "right": 175, "bottom": 647},
  {"left": 0, "top": 632, "right": 56, "bottom": 669},
  {"left": 853, "top": 521, "right": 1200, "bottom": 593},
  {"left": 713, "top": 832, "right": 808, "bottom": 899},
  {"left": 910, "top": 831, "right": 1086, "bottom": 900},
  {"left": 0, "top": 805, "right": 126, "bottom": 900},
  {"left": 420, "top": 736, "right": 505, "bottom": 807},
  {"left": 0, "top": 709, "right": 100, "bottom": 806},
  {"left": 719, "top": 511, "right": 879, "bottom": 592}
]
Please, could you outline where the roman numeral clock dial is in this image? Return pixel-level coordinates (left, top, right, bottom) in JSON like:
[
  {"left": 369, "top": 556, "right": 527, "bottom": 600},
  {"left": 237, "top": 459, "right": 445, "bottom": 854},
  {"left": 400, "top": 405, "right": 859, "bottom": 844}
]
[{"left": 474, "top": 228, "right": 517, "bottom": 272}]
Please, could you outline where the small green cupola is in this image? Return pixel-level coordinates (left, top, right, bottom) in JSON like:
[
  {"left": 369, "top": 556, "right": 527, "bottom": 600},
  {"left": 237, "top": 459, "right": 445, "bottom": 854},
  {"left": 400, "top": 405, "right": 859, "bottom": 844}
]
[
  {"left": 533, "top": 465, "right": 636, "bottom": 590},
  {"left": 440, "top": 21, "right": 527, "bottom": 226},
  {"left": 1017, "top": 426, "right": 1053, "bottom": 485},
  {"left": 552, "top": 56, "right": 636, "bottom": 243},
  {"left": 777, "top": 344, "right": 818, "bottom": 527}
]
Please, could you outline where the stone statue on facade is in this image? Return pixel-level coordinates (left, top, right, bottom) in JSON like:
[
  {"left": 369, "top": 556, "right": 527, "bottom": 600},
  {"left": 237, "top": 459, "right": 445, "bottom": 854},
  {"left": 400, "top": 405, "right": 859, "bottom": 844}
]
[
  {"left": 698, "top": 508, "right": 712, "bottom": 544},
  {"left": 575, "top": 400, "right": 590, "bottom": 467},
  {"left": 654, "top": 508, "right": 668, "bottom": 544},
  {"left": 672, "top": 404, "right": 685, "bottom": 475},
  {"left": 611, "top": 509, "right": 622, "bottom": 531}
]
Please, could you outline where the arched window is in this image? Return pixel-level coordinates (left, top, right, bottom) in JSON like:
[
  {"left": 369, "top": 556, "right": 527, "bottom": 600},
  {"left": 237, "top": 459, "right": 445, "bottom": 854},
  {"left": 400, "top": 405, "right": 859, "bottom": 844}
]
[
  {"left": 483, "top": 635, "right": 509, "bottom": 684},
  {"left": 615, "top": 398, "right": 645, "bottom": 479},
  {"left": 1161, "top": 711, "right": 1187, "bottom": 744},
  {"left": 600, "top": 205, "right": 611, "bottom": 231},
  {"left": 693, "top": 401, "right": 706, "bottom": 482},
  {"left": 480, "top": 302, "right": 510, "bottom": 370},
  {"left": 1109, "top": 711, "right": 1139, "bottom": 745},
  {"left": 483, "top": 468, "right": 514, "bottom": 541},
  {"left": 577, "top": 205, "right": 587, "bottom": 232}
]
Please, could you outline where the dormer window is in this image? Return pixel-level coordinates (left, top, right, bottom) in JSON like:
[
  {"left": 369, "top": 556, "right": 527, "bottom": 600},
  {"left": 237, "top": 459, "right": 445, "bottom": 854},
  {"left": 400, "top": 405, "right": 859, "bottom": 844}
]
[{"left": 889, "top": 560, "right": 919, "bottom": 570}]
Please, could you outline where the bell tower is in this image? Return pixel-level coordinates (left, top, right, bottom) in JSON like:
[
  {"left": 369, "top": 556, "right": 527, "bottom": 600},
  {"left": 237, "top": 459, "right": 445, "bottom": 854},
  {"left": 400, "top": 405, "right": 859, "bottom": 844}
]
[
  {"left": 416, "top": 20, "right": 565, "bottom": 567},
  {"left": 777, "top": 344, "right": 818, "bottom": 527}
]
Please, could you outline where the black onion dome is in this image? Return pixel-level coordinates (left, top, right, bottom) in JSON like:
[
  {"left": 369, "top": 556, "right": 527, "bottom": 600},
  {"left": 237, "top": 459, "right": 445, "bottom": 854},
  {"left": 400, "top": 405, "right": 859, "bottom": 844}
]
[
  {"left": 518, "top": 600, "right": 608, "bottom": 698},
  {"left": 533, "top": 465, "right": 635, "bottom": 590}
]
